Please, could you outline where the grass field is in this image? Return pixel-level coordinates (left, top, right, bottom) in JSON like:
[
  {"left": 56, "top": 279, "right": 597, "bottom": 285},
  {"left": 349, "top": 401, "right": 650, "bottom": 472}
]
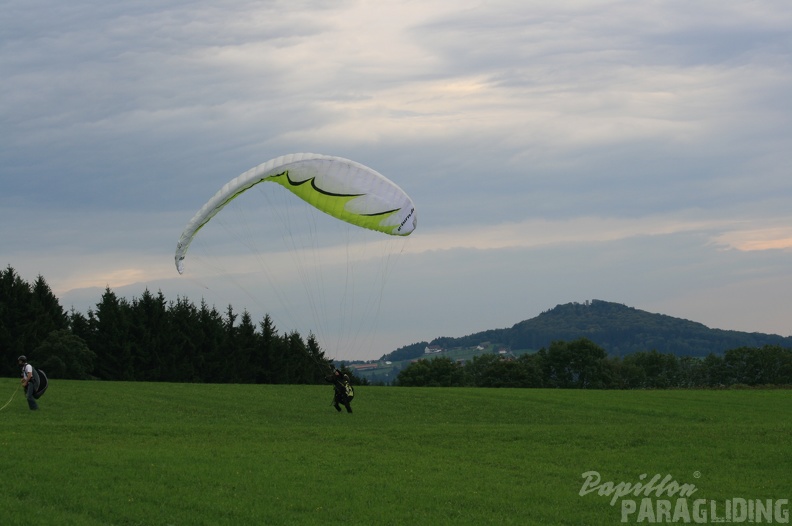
[{"left": 1, "top": 379, "right": 790, "bottom": 525}]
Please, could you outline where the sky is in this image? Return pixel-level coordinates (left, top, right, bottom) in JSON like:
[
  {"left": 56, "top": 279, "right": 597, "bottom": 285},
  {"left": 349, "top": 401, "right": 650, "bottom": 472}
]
[{"left": 3, "top": 0, "right": 791, "bottom": 361}]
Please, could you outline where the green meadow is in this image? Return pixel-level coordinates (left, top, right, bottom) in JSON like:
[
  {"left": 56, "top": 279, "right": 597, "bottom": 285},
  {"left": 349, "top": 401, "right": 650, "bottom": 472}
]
[{"left": 1, "top": 379, "right": 790, "bottom": 525}]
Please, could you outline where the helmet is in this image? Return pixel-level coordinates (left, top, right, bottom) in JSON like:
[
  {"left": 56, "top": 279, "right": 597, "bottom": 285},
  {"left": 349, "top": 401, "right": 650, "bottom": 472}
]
[{"left": 17, "top": 355, "right": 27, "bottom": 363}]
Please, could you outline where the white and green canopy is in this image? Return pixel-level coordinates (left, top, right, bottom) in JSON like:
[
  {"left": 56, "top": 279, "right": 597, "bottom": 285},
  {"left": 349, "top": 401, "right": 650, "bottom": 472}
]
[{"left": 175, "top": 153, "right": 416, "bottom": 274}]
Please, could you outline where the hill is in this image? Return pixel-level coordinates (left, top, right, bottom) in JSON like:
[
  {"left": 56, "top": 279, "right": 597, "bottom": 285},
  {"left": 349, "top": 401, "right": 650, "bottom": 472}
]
[{"left": 381, "top": 299, "right": 792, "bottom": 363}]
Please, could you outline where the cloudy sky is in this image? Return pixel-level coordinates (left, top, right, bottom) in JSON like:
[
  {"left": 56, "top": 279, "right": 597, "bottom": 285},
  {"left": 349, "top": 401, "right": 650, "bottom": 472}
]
[{"left": 3, "top": 0, "right": 791, "bottom": 360}]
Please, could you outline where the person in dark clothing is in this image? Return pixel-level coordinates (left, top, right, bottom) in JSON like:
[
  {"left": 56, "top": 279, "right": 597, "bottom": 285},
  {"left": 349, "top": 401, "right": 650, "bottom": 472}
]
[
  {"left": 18, "top": 355, "right": 39, "bottom": 410},
  {"left": 326, "top": 368, "right": 353, "bottom": 413}
]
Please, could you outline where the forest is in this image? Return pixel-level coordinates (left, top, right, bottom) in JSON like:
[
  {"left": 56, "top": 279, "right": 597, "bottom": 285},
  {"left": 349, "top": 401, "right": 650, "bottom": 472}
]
[
  {"left": 0, "top": 266, "right": 334, "bottom": 383},
  {"left": 394, "top": 339, "right": 792, "bottom": 388},
  {"left": 3, "top": 265, "right": 791, "bottom": 388}
]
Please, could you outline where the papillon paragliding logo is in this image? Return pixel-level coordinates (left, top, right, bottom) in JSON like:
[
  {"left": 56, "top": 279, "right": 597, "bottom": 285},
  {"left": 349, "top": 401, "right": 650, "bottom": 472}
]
[{"left": 579, "top": 471, "right": 790, "bottom": 524}]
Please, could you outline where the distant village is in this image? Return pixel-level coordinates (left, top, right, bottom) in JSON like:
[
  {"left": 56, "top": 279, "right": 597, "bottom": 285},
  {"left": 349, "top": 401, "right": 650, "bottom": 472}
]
[
  {"left": 347, "top": 342, "right": 514, "bottom": 380},
  {"left": 421, "top": 343, "right": 512, "bottom": 358}
]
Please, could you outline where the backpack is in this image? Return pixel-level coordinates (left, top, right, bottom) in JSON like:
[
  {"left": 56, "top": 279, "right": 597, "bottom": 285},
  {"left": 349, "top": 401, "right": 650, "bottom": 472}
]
[
  {"left": 343, "top": 381, "right": 354, "bottom": 401},
  {"left": 33, "top": 368, "right": 48, "bottom": 400}
]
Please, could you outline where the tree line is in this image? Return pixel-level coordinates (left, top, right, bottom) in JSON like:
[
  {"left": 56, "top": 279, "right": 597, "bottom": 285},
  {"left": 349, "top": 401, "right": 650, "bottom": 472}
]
[
  {"left": 1, "top": 266, "right": 334, "bottom": 383},
  {"left": 395, "top": 338, "right": 792, "bottom": 388},
  {"left": 4, "top": 265, "right": 791, "bottom": 388}
]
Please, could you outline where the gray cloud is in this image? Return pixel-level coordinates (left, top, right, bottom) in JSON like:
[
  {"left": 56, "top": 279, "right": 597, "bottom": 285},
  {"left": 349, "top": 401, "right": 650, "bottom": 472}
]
[{"left": 3, "top": 0, "right": 791, "bottom": 359}]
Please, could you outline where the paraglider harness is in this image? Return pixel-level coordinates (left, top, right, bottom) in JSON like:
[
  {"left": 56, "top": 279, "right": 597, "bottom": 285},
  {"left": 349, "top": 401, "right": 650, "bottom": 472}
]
[
  {"left": 32, "top": 368, "right": 49, "bottom": 399},
  {"left": 341, "top": 378, "right": 354, "bottom": 402},
  {"left": 22, "top": 363, "right": 49, "bottom": 400},
  {"left": 328, "top": 369, "right": 354, "bottom": 406}
]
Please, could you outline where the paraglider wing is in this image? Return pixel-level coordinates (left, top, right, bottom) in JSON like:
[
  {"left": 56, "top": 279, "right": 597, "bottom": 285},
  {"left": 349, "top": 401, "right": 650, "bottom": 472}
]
[{"left": 175, "top": 153, "right": 417, "bottom": 274}]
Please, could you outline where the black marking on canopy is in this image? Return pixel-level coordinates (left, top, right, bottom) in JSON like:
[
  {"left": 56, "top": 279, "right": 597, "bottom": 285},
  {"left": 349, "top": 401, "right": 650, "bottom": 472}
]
[
  {"left": 274, "top": 170, "right": 366, "bottom": 198},
  {"left": 361, "top": 208, "right": 401, "bottom": 217}
]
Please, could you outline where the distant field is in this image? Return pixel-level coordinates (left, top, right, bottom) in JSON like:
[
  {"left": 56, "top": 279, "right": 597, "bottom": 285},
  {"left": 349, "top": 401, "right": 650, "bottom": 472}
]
[{"left": 1, "top": 379, "right": 790, "bottom": 525}]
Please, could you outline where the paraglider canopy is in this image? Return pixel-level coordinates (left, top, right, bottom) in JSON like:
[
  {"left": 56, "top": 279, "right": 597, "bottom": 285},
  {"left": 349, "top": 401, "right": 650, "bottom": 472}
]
[{"left": 175, "top": 153, "right": 417, "bottom": 274}]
